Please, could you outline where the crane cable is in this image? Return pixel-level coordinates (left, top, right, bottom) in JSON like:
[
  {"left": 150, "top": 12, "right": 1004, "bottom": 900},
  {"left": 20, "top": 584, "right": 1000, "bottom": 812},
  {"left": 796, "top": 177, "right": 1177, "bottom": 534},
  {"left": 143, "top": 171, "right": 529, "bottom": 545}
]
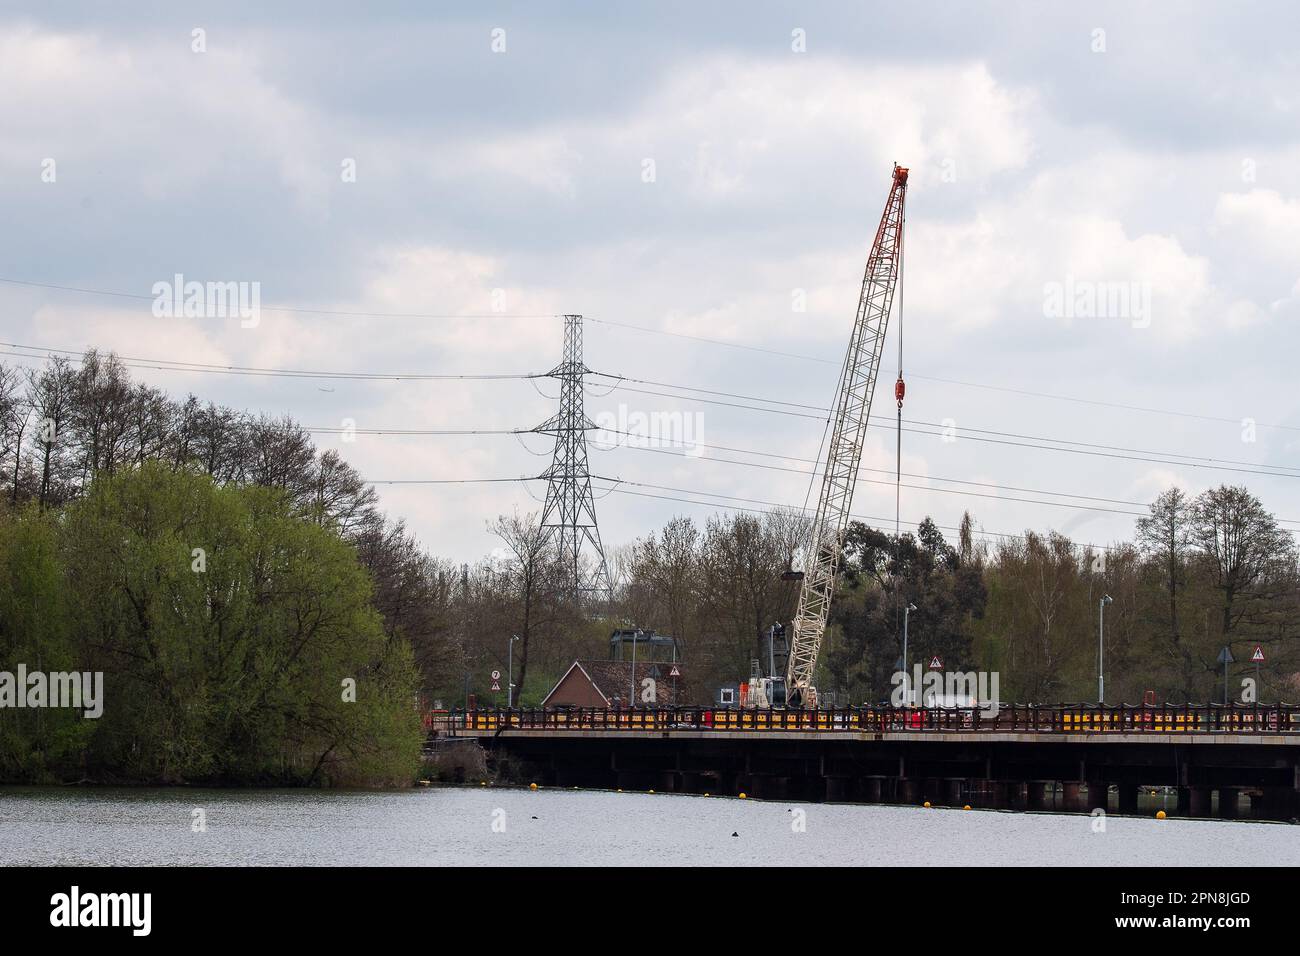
[{"left": 893, "top": 188, "right": 907, "bottom": 685}]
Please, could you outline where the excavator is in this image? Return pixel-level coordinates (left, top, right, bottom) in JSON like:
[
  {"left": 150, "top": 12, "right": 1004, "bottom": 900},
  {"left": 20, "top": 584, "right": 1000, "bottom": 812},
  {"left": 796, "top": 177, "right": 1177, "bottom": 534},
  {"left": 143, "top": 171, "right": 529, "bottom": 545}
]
[{"left": 746, "top": 164, "right": 908, "bottom": 709}]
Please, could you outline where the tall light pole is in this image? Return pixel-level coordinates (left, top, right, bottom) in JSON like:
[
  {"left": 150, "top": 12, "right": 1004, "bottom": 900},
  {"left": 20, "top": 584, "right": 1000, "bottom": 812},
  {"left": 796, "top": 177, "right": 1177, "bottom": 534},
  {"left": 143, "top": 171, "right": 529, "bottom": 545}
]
[
  {"left": 507, "top": 634, "right": 520, "bottom": 708},
  {"left": 1098, "top": 595, "right": 1112, "bottom": 705},
  {"left": 629, "top": 628, "right": 642, "bottom": 708},
  {"left": 903, "top": 603, "right": 917, "bottom": 706}
]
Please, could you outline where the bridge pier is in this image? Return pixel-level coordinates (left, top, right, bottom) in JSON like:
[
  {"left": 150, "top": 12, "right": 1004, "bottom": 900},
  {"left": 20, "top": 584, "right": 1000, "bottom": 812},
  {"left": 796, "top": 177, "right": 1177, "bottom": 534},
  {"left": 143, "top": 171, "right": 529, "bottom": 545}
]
[
  {"left": 1260, "top": 787, "right": 1298, "bottom": 821},
  {"left": 764, "top": 777, "right": 792, "bottom": 800},
  {"left": 1217, "top": 787, "right": 1240, "bottom": 819},
  {"left": 1027, "top": 781, "right": 1052, "bottom": 811},
  {"left": 1117, "top": 783, "right": 1139, "bottom": 815},
  {"left": 1061, "top": 781, "right": 1085, "bottom": 812},
  {"left": 824, "top": 776, "right": 850, "bottom": 802},
  {"left": 1004, "top": 781, "right": 1027, "bottom": 810},
  {"left": 1085, "top": 781, "right": 1108, "bottom": 813},
  {"left": 1184, "top": 786, "right": 1212, "bottom": 817},
  {"left": 861, "top": 776, "right": 883, "bottom": 803},
  {"left": 898, "top": 779, "right": 921, "bottom": 805},
  {"left": 616, "top": 770, "right": 651, "bottom": 792},
  {"left": 943, "top": 778, "right": 963, "bottom": 807},
  {"left": 965, "top": 779, "right": 985, "bottom": 808}
]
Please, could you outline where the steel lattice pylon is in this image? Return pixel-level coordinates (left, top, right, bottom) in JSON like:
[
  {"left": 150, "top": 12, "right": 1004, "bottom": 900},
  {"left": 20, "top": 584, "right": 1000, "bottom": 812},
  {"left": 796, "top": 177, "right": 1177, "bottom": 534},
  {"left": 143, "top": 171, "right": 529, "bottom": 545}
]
[
  {"left": 537, "top": 314, "right": 613, "bottom": 601},
  {"left": 786, "top": 165, "right": 908, "bottom": 705}
]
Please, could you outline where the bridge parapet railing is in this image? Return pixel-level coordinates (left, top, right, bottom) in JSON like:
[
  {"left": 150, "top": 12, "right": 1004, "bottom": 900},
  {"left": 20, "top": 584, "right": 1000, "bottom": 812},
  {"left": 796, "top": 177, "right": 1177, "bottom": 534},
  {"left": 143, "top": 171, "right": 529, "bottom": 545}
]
[{"left": 433, "top": 703, "right": 1300, "bottom": 736}]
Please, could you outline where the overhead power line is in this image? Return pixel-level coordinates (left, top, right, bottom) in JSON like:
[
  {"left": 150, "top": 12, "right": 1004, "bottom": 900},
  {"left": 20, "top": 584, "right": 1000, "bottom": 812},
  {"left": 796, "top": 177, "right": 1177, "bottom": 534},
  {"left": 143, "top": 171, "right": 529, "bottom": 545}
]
[
  {"left": 365, "top": 476, "right": 536, "bottom": 485},
  {"left": 588, "top": 479, "right": 1126, "bottom": 553},
  {"left": 4, "top": 279, "right": 1293, "bottom": 432},
  {"left": 0, "top": 344, "right": 538, "bottom": 382},
  {"left": 301, "top": 415, "right": 1300, "bottom": 521},
  {"left": 586, "top": 316, "right": 1300, "bottom": 433},
  {"left": 586, "top": 378, "right": 1300, "bottom": 479}
]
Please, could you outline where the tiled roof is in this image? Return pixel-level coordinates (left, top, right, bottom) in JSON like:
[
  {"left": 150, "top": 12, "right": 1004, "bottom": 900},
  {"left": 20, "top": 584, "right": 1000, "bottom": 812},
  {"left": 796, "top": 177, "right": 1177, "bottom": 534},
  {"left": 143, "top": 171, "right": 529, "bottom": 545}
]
[{"left": 573, "top": 659, "right": 689, "bottom": 707}]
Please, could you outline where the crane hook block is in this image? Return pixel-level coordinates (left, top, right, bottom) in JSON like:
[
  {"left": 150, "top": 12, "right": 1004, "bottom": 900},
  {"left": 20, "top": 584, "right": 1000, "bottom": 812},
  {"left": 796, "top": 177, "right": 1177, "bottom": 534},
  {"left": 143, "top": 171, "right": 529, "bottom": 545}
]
[{"left": 894, "top": 376, "right": 906, "bottom": 407}]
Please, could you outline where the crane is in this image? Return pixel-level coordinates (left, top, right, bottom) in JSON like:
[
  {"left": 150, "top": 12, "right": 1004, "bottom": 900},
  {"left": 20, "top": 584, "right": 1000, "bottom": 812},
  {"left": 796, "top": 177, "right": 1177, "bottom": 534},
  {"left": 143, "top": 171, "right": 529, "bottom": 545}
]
[{"left": 783, "top": 163, "right": 909, "bottom": 708}]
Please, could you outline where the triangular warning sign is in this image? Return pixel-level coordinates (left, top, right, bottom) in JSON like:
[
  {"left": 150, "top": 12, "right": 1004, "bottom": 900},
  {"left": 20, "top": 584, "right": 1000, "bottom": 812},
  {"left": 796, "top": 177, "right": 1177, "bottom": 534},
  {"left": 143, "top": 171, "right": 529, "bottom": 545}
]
[
  {"left": 1251, "top": 645, "right": 1265, "bottom": 663},
  {"left": 928, "top": 655, "right": 943, "bottom": 670},
  {"left": 490, "top": 680, "right": 501, "bottom": 692},
  {"left": 669, "top": 665, "right": 681, "bottom": 677}
]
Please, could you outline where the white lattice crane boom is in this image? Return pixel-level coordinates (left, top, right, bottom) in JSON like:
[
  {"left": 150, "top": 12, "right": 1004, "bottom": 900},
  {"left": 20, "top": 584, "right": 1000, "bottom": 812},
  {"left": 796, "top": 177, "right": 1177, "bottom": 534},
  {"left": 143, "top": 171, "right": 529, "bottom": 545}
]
[{"left": 785, "top": 164, "right": 908, "bottom": 707}]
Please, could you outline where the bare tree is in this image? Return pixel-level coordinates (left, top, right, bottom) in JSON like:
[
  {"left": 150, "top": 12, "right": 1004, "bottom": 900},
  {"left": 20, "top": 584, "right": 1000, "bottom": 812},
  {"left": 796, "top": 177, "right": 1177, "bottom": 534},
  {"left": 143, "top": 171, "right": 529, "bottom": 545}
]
[
  {"left": 242, "top": 413, "right": 314, "bottom": 496},
  {"left": 1191, "top": 485, "right": 1296, "bottom": 639},
  {"left": 488, "top": 510, "right": 567, "bottom": 704},
  {"left": 25, "top": 357, "right": 78, "bottom": 509},
  {"left": 0, "top": 364, "right": 30, "bottom": 503},
  {"left": 305, "top": 449, "right": 379, "bottom": 536},
  {"left": 71, "top": 349, "right": 134, "bottom": 481},
  {"left": 629, "top": 515, "right": 701, "bottom": 653},
  {"left": 1136, "top": 487, "right": 1195, "bottom": 691},
  {"left": 191, "top": 402, "right": 244, "bottom": 481}
]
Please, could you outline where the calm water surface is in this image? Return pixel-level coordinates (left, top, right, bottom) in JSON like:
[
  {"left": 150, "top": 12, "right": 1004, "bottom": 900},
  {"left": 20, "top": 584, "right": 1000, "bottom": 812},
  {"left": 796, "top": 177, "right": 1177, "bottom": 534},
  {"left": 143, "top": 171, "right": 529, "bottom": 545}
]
[{"left": 1, "top": 785, "right": 1297, "bottom": 866}]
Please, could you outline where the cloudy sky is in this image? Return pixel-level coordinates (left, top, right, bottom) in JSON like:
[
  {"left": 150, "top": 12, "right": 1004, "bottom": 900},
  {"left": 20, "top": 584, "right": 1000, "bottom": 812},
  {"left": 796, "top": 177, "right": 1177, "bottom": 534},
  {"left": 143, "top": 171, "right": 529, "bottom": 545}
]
[{"left": 2, "top": 1, "right": 1299, "bottom": 563}]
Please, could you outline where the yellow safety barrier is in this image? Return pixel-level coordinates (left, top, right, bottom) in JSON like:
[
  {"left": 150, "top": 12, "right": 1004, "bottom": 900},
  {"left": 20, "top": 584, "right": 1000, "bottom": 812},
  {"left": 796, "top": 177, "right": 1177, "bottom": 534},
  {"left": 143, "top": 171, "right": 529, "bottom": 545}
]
[{"left": 448, "top": 705, "right": 1300, "bottom": 736}]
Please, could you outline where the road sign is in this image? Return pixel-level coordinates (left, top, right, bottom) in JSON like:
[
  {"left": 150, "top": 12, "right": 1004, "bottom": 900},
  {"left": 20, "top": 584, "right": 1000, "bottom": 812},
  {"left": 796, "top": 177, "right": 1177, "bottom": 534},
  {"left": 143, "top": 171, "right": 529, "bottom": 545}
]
[
  {"left": 1217, "top": 647, "right": 1235, "bottom": 665},
  {"left": 490, "top": 679, "right": 501, "bottom": 692},
  {"left": 491, "top": 669, "right": 501, "bottom": 681},
  {"left": 928, "top": 655, "right": 943, "bottom": 670},
  {"left": 669, "top": 665, "right": 681, "bottom": 677},
  {"left": 1251, "top": 645, "right": 1265, "bottom": 663}
]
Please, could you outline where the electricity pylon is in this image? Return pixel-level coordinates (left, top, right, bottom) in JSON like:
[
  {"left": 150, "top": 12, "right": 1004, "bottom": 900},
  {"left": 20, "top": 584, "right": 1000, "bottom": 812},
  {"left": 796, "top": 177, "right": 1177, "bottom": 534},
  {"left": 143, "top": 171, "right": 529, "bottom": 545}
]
[{"left": 537, "top": 314, "right": 613, "bottom": 602}]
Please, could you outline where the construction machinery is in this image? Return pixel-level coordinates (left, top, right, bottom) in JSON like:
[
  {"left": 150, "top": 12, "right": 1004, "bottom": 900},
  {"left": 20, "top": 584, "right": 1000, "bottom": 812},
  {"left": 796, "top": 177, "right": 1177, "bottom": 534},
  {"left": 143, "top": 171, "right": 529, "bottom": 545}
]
[{"left": 750, "top": 164, "right": 909, "bottom": 709}]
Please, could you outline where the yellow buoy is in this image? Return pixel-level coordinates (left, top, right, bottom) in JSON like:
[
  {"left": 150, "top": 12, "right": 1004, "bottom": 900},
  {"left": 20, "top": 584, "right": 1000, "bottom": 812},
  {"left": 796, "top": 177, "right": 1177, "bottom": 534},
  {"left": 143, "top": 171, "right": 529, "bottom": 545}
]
[
  {"left": 963, "top": 805, "right": 972, "bottom": 811},
  {"left": 480, "top": 781, "right": 487, "bottom": 786},
  {"left": 617, "top": 788, "right": 623, "bottom": 792},
  {"left": 739, "top": 792, "right": 748, "bottom": 799},
  {"left": 703, "top": 793, "right": 710, "bottom": 797},
  {"left": 529, "top": 783, "right": 538, "bottom": 791},
  {"left": 923, "top": 801, "right": 931, "bottom": 808},
  {"left": 648, "top": 789, "right": 655, "bottom": 794},
  {"left": 1156, "top": 810, "right": 1167, "bottom": 820}
]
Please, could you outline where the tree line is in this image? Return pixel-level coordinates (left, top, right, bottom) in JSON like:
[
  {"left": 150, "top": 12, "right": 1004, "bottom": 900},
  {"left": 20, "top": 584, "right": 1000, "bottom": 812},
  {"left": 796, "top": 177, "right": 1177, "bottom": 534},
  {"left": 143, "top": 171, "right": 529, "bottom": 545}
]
[{"left": 3, "top": 351, "right": 1298, "bottom": 759}]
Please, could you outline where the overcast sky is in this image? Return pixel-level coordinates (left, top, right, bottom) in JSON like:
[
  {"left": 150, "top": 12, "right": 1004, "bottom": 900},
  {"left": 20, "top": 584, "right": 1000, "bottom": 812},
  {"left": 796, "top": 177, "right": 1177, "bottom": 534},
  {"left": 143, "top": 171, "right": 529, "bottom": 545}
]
[{"left": 2, "top": 1, "right": 1299, "bottom": 563}]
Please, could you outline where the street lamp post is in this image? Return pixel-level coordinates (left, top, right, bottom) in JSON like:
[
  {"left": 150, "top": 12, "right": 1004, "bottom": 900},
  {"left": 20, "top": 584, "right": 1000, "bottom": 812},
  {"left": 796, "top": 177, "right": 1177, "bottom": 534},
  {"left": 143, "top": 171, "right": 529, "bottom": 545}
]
[
  {"left": 903, "top": 603, "right": 917, "bottom": 706},
  {"left": 630, "top": 628, "right": 642, "bottom": 707},
  {"left": 507, "top": 634, "right": 520, "bottom": 708},
  {"left": 1099, "top": 595, "right": 1113, "bottom": 704}
]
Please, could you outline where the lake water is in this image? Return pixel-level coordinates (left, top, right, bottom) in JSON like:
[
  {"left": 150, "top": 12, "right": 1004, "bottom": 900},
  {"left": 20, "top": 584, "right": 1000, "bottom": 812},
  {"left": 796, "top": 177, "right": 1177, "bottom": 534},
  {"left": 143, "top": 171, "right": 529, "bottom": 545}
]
[{"left": 1, "top": 785, "right": 1297, "bottom": 866}]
